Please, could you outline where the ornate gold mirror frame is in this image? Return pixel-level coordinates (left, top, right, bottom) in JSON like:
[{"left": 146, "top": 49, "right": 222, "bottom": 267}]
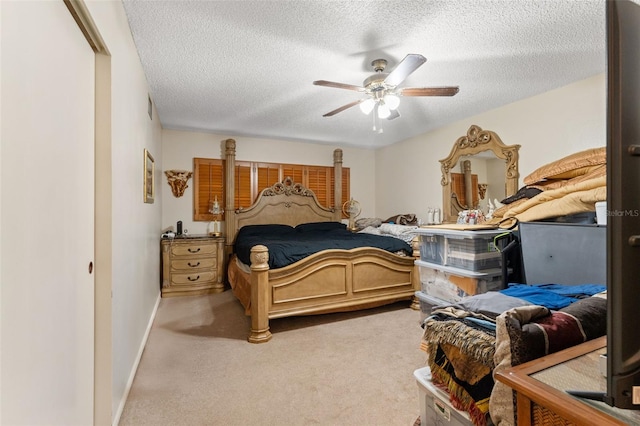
[{"left": 440, "top": 125, "right": 520, "bottom": 223}]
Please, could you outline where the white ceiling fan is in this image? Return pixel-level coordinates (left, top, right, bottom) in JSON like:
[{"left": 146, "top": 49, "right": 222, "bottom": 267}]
[{"left": 313, "top": 54, "right": 459, "bottom": 127}]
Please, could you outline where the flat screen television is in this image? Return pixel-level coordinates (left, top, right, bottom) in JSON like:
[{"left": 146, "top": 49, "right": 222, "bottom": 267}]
[{"left": 605, "top": 0, "right": 640, "bottom": 410}]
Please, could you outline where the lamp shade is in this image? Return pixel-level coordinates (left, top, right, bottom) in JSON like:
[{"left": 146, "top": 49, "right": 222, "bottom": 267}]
[
  {"left": 383, "top": 93, "right": 400, "bottom": 110},
  {"left": 377, "top": 102, "right": 391, "bottom": 119},
  {"left": 359, "top": 98, "right": 375, "bottom": 115}
]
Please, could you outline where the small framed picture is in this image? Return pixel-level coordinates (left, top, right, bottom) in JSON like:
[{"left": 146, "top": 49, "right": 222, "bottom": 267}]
[{"left": 144, "top": 148, "right": 155, "bottom": 203}]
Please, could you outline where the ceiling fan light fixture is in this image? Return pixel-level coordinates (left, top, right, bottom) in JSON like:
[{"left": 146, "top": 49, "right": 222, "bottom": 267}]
[
  {"left": 383, "top": 93, "right": 400, "bottom": 110},
  {"left": 377, "top": 102, "right": 391, "bottom": 119},
  {"left": 314, "top": 53, "right": 458, "bottom": 120},
  {"left": 359, "top": 98, "right": 376, "bottom": 115}
]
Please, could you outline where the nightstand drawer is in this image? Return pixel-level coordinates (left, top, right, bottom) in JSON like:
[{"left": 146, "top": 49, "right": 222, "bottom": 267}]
[
  {"left": 170, "top": 242, "right": 217, "bottom": 257},
  {"left": 171, "top": 270, "right": 217, "bottom": 286},
  {"left": 171, "top": 258, "right": 216, "bottom": 271}
]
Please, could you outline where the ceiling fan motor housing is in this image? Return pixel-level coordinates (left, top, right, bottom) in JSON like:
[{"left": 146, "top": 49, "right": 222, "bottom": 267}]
[
  {"left": 363, "top": 74, "right": 390, "bottom": 95},
  {"left": 365, "top": 59, "right": 393, "bottom": 94},
  {"left": 371, "top": 58, "right": 388, "bottom": 72}
]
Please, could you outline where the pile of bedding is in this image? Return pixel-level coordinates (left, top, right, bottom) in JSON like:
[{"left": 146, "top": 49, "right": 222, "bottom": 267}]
[
  {"left": 489, "top": 147, "right": 606, "bottom": 227},
  {"left": 357, "top": 222, "right": 419, "bottom": 243},
  {"left": 354, "top": 213, "right": 419, "bottom": 230},
  {"left": 420, "top": 284, "right": 607, "bottom": 426}
]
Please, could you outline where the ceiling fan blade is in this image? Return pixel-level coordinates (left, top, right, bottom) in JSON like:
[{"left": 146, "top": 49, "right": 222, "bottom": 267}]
[
  {"left": 398, "top": 86, "right": 460, "bottom": 97},
  {"left": 383, "top": 54, "right": 426, "bottom": 87},
  {"left": 387, "top": 109, "right": 400, "bottom": 120},
  {"left": 322, "top": 99, "right": 364, "bottom": 117},
  {"left": 313, "top": 80, "right": 365, "bottom": 92}
]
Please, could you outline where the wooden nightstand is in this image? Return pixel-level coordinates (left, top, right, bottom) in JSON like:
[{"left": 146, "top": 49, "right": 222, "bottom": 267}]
[
  {"left": 495, "top": 336, "right": 640, "bottom": 426},
  {"left": 161, "top": 235, "right": 225, "bottom": 297}
]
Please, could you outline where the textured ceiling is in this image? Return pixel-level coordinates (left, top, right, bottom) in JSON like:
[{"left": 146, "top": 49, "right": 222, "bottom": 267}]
[{"left": 122, "top": 0, "right": 606, "bottom": 149}]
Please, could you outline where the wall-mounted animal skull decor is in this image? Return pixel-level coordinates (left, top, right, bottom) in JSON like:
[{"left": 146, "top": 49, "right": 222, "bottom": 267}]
[
  {"left": 478, "top": 183, "right": 488, "bottom": 200},
  {"left": 165, "top": 169, "right": 193, "bottom": 198}
]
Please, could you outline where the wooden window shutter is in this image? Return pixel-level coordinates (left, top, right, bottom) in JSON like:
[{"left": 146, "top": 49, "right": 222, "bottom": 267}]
[
  {"left": 255, "top": 162, "right": 281, "bottom": 197},
  {"left": 342, "top": 168, "right": 350, "bottom": 209},
  {"left": 450, "top": 172, "right": 478, "bottom": 208},
  {"left": 306, "top": 166, "right": 331, "bottom": 208},
  {"left": 281, "top": 164, "right": 304, "bottom": 185},
  {"left": 193, "top": 158, "right": 224, "bottom": 221},
  {"left": 235, "top": 161, "right": 253, "bottom": 210},
  {"left": 193, "top": 158, "right": 350, "bottom": 221}
]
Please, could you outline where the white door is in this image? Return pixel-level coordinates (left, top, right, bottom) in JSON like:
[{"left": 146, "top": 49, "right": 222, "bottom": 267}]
[{"left": 1, "top": 1, "right": 95, "bottom": 424}]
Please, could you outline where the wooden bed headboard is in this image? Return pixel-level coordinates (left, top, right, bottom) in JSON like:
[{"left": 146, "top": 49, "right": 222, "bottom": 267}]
[
  {"left": 233, "top": 177, "right": 336, "bottom": 233},
  {"left": 223, "top": 139, "right": 344, "bottom": 253}
]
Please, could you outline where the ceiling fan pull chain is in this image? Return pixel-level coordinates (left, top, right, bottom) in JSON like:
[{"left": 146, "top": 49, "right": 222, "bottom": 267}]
[
  {"left": 372, "top": 107, "right": 384, "bottom": 133},
  {"left": 372, "top": 106, "right": 378, "bottom": 132}
]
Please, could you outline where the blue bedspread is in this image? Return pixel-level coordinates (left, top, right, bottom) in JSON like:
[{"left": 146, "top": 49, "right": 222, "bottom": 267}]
[{"left": 234, "top": 222, "right": 412, "bottom": 269}]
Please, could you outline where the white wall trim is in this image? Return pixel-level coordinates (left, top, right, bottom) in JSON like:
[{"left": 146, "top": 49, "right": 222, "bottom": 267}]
[{"left": 112, "top": 293, "right": 161, "bottom": 426}]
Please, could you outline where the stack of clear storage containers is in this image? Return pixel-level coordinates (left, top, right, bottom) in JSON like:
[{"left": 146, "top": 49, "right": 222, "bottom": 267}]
[{"left": 414, "top": 227, "right": 510, "bottom": 323}]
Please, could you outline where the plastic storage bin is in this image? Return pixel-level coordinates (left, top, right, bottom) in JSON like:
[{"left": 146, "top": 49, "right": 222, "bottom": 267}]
[
  {"left": 416, "top": 260, "right": 503, "bottom": 303},
  {"left": 446, "top": 233, "right": 499, "bottom": 254},
  {"left": 415, "top": 291, "right": 448, "bottom": 324},
  {"left": 415, "top": 227, "right": 508, "bottom": 272},
  {"left": 414, "top": 366, "right": 472, "bottom": 426},
  {"left": 445, "top": 250, "right": 502, "bottom": 271},
  {"left": 419, "top": 233, "right": 445, "bottom": 264}
]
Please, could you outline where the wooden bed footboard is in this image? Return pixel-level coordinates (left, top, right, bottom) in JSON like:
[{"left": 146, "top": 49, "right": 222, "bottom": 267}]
[{"left": 247, "top": 244, "right": 420, "bottom": 343}]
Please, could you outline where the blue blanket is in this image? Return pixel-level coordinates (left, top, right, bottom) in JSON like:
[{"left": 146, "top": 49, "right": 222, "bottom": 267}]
[{"left": 500, "top": 283, "right": 606, "bottom": 310}]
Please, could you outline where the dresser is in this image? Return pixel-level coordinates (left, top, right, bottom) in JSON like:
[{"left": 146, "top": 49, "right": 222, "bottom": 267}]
[{"left": 161, "top": 235, "right": 225, "bottom": 297}]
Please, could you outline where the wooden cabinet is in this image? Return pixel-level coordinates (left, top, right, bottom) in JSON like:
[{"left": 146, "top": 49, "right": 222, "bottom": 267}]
[{"left": 161, "top": 236, "right": 224, "bottom": 297}]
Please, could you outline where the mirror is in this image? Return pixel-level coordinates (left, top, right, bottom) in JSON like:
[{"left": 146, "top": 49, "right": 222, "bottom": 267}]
[{"left": 440, "top": 125, "right": 520, "bottom": 223}]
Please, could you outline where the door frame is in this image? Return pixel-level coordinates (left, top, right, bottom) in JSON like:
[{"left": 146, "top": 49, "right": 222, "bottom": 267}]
[{"left": 64, "top": 1, "right": 113, "bottom": 424}]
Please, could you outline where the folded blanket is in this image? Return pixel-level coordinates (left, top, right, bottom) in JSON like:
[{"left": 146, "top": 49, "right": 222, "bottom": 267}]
[
  {"left": 354, "top": 217, "right": 382, "bottom": 230},
  {"left": 384, "top": 213, "right": 418, "bottom": 225},
  {"left": 358, "top": 223, "right": 419, "bottom": 243},
  {"left": 434, "top": 292, "right": 533, "bottom": 322},
  {"left": 429, "top": 344, "right": 494, "bottom": 426},
  {"left": 500, "top": 283, "right": 606, "bottom": 309}
]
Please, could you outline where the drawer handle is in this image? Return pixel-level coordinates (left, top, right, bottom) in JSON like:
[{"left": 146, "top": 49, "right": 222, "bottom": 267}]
[
  {"left": 187, "top": 275, "right": 200, "bottom": 281},
  {"left": 188, "top": 262, "right": 200, "bottom": 267},
  {"left": 188, "top": 248, "right": 201, "bottom": 253}
]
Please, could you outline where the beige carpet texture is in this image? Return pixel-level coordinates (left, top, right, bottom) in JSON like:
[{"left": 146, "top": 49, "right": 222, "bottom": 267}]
[{"left": 118, "top": 290, "right": 427, "bottom": 425}]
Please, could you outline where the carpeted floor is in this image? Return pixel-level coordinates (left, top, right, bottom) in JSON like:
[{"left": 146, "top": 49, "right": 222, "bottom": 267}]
[{"left": 118, "top": 290, "right": 427, "bottom": 425}]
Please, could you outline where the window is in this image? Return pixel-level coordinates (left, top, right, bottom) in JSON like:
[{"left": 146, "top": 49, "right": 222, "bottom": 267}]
[
  {"left": 193, "top": 158, "right": 350, "bottom": 220},
  {"left": 193, "top": 158, "right": 224, "bottom": 221}
]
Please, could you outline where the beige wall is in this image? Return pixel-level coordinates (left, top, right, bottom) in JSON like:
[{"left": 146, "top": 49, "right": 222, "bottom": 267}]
[
  {"left": 161, "top": 131, "right": 376, "bottom": 234},
  {"left": 375, "top": 73, "right": 606, "bottom": 221}
]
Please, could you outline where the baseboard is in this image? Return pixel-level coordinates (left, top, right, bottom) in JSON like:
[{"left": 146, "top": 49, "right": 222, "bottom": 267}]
[{"left": 112, "top": 293, "right": 161, "bottom": 426}]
